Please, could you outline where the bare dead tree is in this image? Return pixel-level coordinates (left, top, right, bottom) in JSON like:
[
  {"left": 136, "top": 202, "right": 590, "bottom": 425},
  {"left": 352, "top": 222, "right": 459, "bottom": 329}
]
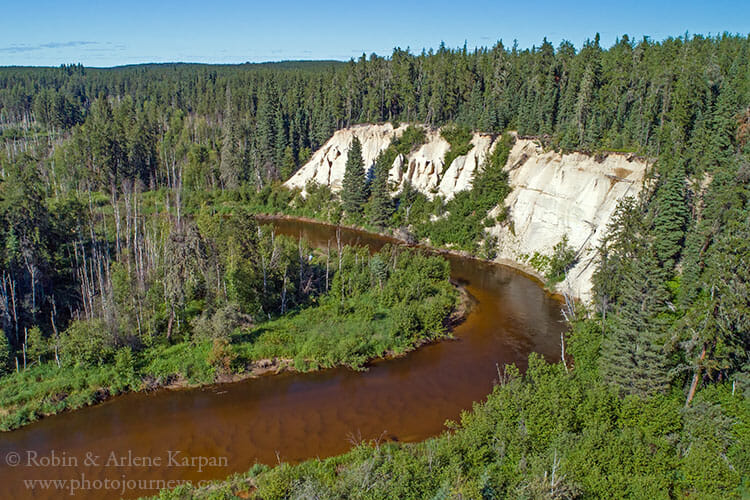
[{"left": 326, "top": 239, "right": 331, "bottom": 292}]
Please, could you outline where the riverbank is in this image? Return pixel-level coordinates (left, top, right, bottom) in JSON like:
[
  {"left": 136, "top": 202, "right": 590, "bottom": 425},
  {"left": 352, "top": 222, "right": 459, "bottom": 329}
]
[
  {"left": 0, "top": 245, "right": 468, "bottom": 432},
  {"left": 0, "top": 216, "right": 567, "bottom": 500},
  {"left": 149, "top": 346, "right": 747, "bottom": 500},
  {"left": 253, "top": 213, "right": 565, "bottom": 301}
]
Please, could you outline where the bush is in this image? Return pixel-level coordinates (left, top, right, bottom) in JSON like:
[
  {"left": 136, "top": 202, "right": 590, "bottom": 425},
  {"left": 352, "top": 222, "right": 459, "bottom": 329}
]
[
  {"left": 441, "top": 124, "right": 475, "bottom": 170},
  {"left": 0, "top": 329, "right": 11, "bottom": 375},
  {"left": 208, "top": 338, "right": 235, "bottom": 376},
  {"left": 393, "top": 125, "right": 427, "bottom": 156},
  {"left": 113, "top": 347, "right": 137, "bottom": 391},
  {"left": 547, "top": 235, "right": 578, "bottom": 284},
  {"left": 59, "top": 319, "right": 114, "bottom": 366}
]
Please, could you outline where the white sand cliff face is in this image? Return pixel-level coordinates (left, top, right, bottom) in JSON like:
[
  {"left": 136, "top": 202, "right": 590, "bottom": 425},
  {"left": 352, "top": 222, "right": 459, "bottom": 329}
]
[
  {"left": 284, "top": 124, "right": 650, "bottom": 302},
  {"left": 487, "top": 139, "right": 648, "bottom": 302}
]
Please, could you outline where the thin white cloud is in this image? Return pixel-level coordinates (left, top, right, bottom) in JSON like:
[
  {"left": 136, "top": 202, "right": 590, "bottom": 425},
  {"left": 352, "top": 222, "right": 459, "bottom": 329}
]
[{"left": 0, "top": 41, "right": 99, "bottom": 53}]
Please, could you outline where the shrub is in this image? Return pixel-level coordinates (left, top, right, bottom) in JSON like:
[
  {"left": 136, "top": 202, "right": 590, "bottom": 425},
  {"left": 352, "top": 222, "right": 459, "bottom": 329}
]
[
  {"left": 547, "top": 235, "right": 578, "bottom": 284},
  {"left": 59, "top": 319, "right": 114, "bottom": 366},
  {"left": 113, "top": 347, "right": 137, "bottom": 391},
  {"left": 441, "top": 124, "right": 475, "bottom": 170}
]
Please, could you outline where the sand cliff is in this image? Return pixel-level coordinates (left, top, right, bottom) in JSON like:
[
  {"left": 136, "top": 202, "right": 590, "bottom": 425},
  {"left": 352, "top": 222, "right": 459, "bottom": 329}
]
[{"left": 285, "top": 124, "right": 649, "bottom": 301}]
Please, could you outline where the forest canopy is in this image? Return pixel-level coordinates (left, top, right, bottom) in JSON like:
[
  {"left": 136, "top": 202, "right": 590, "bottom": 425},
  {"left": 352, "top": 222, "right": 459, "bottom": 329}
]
[{"left": 0, "top": 32, "right": 749, "bottom": 499}]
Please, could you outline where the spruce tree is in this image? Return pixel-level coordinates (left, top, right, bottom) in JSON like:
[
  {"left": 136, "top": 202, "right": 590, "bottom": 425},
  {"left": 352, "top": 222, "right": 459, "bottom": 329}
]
[
  {"left": 280, "top": 146, "right": 296, "bottom": 181},
  {"left": 592, "top": 197, "right": 648, "bottom": 315},
  {"left": 600, "top": 250, "right": 673, "bottom": 397},
  {"left": 219, "top": 85, "right": 242, "bottom": 189},
  {"left": 341, "top": 137, "right": 367, "bottom": 217},
  {"left": 681, "top": 208, "right": 750, "bottom": 403},
  {"left": 256, "top": 83, "right": 280, "bottom": 170},
  {"left": 652, "top": 161, "right": 689, "bottom": 269},
  {"left": 367, "top": 150, "right": 394, "bottom": 228}
]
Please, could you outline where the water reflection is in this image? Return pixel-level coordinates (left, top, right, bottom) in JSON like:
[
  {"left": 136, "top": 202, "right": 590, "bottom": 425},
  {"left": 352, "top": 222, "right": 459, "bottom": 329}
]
[{"left": 0, "top": 218, "right": 564, "bottom": 499}]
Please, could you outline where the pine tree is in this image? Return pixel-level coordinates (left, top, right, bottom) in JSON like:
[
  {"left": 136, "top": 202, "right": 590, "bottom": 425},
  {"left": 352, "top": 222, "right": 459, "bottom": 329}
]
[
  {"left": 341, "top": 137, "right": 367, "bottom": 217},
  {"left": 367, "top": 150, "right": 394, "bottom": 228}
]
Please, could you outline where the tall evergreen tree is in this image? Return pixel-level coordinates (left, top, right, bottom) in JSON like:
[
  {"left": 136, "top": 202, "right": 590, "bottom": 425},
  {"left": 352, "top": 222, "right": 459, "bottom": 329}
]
[
  {"left": 600, "top": 250, "right": 673, "bottom": 397},
  {"left": 678, "top": 166, "right": 750, "bottom": 403},
  {"left": 367, "top": 150, "right": 394, "bottom": 228},
  {"left": 341, "top": 137, "right": 367, "bottom": 217},
  {"left": 592, "top": 197, "right": 648, "bottom": 315},
  {"left": 652, "top": 161, "right": 689, "bottom": 269},
  {"left": 280, "top": 145, "right": 296, "bottom": 181},
  {"left": 256, "top": 82, "right": 281, "bottom": 174},
  {"left": 679, "top": 220, "right": 750, "bottom": 405},
  {"left": 220, "top": 85, "right": 242, "bottom": 189}
]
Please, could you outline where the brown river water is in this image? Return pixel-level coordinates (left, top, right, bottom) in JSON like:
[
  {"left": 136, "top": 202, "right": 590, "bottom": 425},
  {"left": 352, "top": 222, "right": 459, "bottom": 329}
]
[{"left": 0, "top": 217, "right": 564, "bottom": 499}]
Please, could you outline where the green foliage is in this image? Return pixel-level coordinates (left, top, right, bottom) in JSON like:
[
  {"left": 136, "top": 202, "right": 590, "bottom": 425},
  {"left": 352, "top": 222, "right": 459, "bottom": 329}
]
[
  {"left": 568, "top": 318, "right": 603, "bottom": 383},
  {"left": 679, "top": 399, "right": 741, "bottom": 496},
  {"left": 547, "top": 235, "right": 577, "bottom": 284},
  {"left": 25, "top": 326, "right": 48, "bottom": 364},
  {"left": 593, "top": 197, "right": 647, "bottom": 313},
  {"left": 341, "top": 137, "right": 367, "bottom": 219},
  {"left": 59, "top": 319, "right": 114, "bottom": 367},
  {"left": 0, "top": 330, "right": 11, "bottom": 375},
  {"left": 142, "top": 341, "right": 217, "bottom": 384},
  {"left": 440, "top": 124, "right": 474, "bottom": 171},
  {"left": 525, "top": 251, "right": 551, "bottom": 275},
  {"left": 652, "top": 161, "right": 689, "bottom": 268},
  {"left": 369, "top": 255, "right": 388, "bottom": 289},
  {"left": 0, "top": 359, "right": 138, "bottom": 431},
  {"left": 366, "top": 150, "right": 394, "bottom": 228},
  {"left": 113, "top": 347, "right": 137, "bottom": 391},
  {"left": 280, "top": 145, "right": 296, "bottom": 180},
  {"left": 479, "top": 233, "right": 498, "bottom": 260},
  {"left": 392, "top": 126, "right": 427, "bottom": 156},
  {"left": 599, "top": 251, "right": 673, "bottom": 397},
  {"left": 155, "top": 347, "right": 748, "bottom": 500},
  {"left": 407, "top": 133, "right": 513, "bottom": 252}
]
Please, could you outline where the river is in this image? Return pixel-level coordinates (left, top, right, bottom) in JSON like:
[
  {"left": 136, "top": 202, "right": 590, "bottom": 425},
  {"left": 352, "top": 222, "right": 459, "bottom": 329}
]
[{"left": 0, "top": 217, "right": 565, "bottom": 499}]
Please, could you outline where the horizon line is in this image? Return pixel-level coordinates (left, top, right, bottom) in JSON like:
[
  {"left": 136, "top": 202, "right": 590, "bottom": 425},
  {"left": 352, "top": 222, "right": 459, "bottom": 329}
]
[{"left": 2, "top": 30, "right": 748, "bottom": 70}]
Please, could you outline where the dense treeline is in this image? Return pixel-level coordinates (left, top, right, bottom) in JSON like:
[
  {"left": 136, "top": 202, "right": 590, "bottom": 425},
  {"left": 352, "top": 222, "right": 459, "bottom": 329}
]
[
  {"left": 2, "top": 33, "right": 748, "bottom": 193},
  {"left": 0, "top": 32, "right": 748, "bottom": 496}
]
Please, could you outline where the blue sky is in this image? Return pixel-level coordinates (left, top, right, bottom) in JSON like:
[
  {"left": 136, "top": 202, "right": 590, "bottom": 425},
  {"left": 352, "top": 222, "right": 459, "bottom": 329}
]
[{"left": 0, "top": 0, "right": 747, "bottom": 67}]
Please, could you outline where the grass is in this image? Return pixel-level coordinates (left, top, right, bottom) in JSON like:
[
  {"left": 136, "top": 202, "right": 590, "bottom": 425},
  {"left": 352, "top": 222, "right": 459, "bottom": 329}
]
[
  {"left": 234, "top": 295, "right": 447, "bottom": 372},
  {"left": 0, "top": 249, "right": 459, "bottom": 431},
  {"left": 0, "top": 363, "right": 128, "bottom": 431},
  {"left": 147, "top": 328, "right": 749, "bottom": 500}
]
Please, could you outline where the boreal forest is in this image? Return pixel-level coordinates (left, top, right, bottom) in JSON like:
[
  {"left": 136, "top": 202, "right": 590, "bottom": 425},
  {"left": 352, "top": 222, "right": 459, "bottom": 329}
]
[{"left": 0, "top": 33, "right": 748, "bottom": 499}]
